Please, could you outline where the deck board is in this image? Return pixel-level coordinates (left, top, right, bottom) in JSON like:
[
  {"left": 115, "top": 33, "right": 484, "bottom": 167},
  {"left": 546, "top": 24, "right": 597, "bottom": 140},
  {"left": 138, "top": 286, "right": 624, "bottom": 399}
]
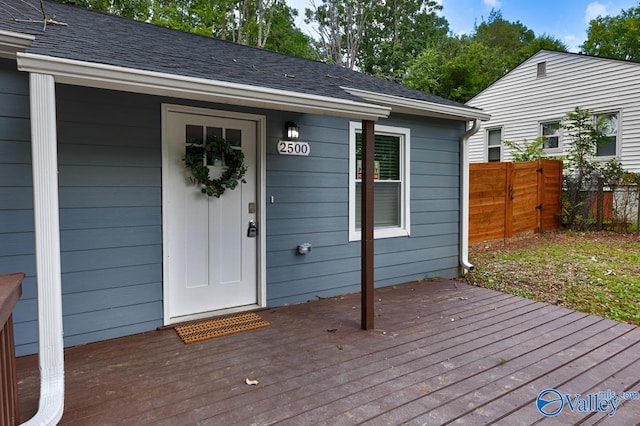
[{"left": 17, "top": 280, "right": 640, "bottom": 425}]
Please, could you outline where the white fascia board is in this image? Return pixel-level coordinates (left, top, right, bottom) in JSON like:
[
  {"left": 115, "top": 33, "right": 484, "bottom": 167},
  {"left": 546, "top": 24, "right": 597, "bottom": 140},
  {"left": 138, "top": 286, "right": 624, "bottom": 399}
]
[
  {"left": 0, "top": 30, "right": 35, "bottom": 59},
  {"left": 17, "top": 53, "right": 391, "bottom": 120},
  {"left": 342, "top": 87, "right": 491, "bottom": 121}
]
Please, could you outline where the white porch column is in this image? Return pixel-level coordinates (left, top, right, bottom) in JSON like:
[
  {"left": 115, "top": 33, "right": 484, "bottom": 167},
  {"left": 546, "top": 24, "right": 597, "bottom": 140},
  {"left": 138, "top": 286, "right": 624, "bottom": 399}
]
[{"left": 22, "top": 73, "right": 65, "bottom": 426}]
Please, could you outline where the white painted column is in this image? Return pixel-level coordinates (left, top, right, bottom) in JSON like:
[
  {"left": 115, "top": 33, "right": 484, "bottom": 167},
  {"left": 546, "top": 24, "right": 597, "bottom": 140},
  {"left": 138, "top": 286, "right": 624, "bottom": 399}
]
[{"left": 22, "top": 73, "right": 65, "bottom": 426}]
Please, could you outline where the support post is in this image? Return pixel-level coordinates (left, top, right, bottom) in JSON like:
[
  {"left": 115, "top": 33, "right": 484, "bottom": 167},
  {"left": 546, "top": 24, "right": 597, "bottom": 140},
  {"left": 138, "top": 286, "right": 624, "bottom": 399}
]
[
  {"left": 597, "top": 176, "right": 604, "bottom": 230},
  {"left": 361, "top": 120, "right": 375, "bottom": 330}
]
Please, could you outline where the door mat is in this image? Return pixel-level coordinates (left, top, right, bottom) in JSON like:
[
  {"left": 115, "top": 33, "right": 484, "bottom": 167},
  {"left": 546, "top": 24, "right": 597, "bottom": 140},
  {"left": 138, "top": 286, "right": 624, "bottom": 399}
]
[{"left": 174, "top": 312, "right": 269, "bottom": 344}]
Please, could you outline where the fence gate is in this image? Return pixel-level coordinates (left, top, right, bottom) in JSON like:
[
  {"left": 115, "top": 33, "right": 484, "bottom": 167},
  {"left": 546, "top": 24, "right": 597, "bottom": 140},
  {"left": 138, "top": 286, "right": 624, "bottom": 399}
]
[{"left": 469, "top": 159, "right": 562, "bottom": 243}]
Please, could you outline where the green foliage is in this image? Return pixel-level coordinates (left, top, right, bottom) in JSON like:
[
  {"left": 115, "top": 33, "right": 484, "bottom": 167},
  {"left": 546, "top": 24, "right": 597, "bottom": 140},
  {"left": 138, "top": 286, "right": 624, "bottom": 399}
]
[
  {"left": 405, "top": 38, "right": 507, "bottom": 103},
  {"left": 184, "top": 137, "right": 247, "bottom": 198},
  {"left": 466, "top": 232, "right": 640, "bottom": 326},
  {"left": 359, "top": 0, "right": 449, "bottom": 81},
  {"left": 304, "top": 0, "right": 368, "bottom": 68},
  {"left": 562, "top": 107, "right": 608, "bottom": 176},
  {"left": 403, "top": 9, "right": 567, "bottom": 102},
  {"left": 59, "top": 0, "right": 318, "bottom": 59},
  {"left": 561, "top": 107, "right": 609, "bottom": 229},
  {"left": 581, "top": 5, "right": 640, "bottom": 61},
  {"left": 60, "top": 0, "right": 152, "bottom": 20},
  {"left": 502, "top": 137, "right": 546, "bottom": 162},
  {"left": 63, "top": 0, "right": 571, "bottom": 102},
  {"left": 305, "top": 0, "right": 448, "bottom": 74}
]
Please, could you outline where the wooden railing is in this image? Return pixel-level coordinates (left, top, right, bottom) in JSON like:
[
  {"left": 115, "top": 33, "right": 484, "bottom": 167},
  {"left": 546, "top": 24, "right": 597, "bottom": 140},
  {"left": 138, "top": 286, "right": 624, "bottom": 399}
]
[{"left": 0, "top": 273, "right": 24, "bottom": 426}]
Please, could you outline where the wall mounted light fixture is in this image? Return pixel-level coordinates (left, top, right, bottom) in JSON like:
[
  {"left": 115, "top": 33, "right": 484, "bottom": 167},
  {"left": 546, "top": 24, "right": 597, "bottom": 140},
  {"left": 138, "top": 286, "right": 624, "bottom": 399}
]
[{"left": 285, "top": 121, "right": 299, "bottom": 140}]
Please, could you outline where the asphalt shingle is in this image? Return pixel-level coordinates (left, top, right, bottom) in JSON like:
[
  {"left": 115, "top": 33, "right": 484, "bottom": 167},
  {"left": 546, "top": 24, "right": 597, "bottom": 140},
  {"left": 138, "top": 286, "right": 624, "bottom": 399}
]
[{"left": 0, "top": 0, "right": 468, "bottom": 109}]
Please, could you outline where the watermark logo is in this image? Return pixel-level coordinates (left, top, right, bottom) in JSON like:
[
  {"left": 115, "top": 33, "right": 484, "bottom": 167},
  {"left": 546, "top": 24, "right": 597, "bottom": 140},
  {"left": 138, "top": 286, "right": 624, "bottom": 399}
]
[
  {"left": 536, "top": 389, "right": 640, "bottom": 418},
  {"left": 537, "top": 389, "right": 564, "bottom": 417}
]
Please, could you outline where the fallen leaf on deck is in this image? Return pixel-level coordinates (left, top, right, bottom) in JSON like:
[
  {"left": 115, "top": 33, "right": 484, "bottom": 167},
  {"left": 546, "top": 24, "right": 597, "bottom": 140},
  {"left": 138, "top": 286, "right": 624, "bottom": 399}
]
[{"left": 245, "top": 378, "right": 259, "bottom": 386}]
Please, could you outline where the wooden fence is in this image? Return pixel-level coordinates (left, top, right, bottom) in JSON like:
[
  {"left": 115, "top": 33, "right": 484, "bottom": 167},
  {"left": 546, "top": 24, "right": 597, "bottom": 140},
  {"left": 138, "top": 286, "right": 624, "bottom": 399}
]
[{"left": 469, "top": 160, "right": 563, "bottom": 243}]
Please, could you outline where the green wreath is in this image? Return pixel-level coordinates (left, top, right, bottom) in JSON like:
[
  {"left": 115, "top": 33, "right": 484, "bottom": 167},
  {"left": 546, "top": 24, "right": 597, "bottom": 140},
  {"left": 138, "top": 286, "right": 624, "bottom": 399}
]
[{"left": 183, "top": 136, "right": 247, "bottom": 198}]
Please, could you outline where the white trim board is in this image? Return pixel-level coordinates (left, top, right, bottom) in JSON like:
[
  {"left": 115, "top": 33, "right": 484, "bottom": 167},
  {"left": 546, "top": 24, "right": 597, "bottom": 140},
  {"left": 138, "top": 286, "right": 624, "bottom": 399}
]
[{"left": 17, "top": 53, "right": 391, "bottom": 121}]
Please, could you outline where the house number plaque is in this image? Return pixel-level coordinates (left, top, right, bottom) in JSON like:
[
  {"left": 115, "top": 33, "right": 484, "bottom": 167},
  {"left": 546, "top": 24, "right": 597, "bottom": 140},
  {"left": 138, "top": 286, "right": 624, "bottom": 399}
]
[{"left": 277, "top": 140, "right": 310, "bottom": 156}]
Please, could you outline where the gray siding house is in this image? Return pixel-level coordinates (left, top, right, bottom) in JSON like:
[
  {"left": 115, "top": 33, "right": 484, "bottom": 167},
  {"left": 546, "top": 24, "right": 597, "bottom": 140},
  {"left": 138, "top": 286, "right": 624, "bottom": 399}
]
[
  {"left": 466, "top": 50, "right": 640, "bottom": 172},
  {"left": 1, "top": 1, "right": 488, "bottom": 423}
]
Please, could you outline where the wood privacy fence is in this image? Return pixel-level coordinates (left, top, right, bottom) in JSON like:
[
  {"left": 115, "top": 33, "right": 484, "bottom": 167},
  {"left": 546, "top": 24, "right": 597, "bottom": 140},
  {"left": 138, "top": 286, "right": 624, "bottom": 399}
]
[{"left": 469, "top": 160, "right": 563, "bottom": 243}]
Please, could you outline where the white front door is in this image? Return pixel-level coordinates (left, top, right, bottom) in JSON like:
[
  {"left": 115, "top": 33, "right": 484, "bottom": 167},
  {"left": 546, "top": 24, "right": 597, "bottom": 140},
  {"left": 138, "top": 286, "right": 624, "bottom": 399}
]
[{"left": 162, "top": 106, "right": 260, "bottom": 323}]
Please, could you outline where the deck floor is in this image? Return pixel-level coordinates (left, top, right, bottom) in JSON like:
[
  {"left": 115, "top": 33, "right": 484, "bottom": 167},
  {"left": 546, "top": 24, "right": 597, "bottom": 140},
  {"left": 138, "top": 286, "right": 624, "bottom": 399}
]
[{"left": 17, "top": 280, "right": 640, "bottom": 425}]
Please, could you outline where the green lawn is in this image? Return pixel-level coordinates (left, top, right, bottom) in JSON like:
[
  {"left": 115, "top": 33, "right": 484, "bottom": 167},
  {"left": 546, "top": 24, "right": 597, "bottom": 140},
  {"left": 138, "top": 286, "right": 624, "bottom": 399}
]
[{"left": 464, "top": 230, "right": 640, "bottom": 326}]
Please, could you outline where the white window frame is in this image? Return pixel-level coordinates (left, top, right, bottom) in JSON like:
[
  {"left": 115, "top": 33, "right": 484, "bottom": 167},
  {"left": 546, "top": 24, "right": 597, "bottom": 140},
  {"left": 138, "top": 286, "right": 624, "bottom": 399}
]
[
  {"left": 594, "top": 110, "right": 621, "bottom": 159},
  {"left": 349, "top": 122, "right": 410, "bottom": 241},
  {"left": 540, "top": 120, "right": 562, "bottom": 154},
  {"left": 486, "top": 128, "right": 502, "bottom": 162}
]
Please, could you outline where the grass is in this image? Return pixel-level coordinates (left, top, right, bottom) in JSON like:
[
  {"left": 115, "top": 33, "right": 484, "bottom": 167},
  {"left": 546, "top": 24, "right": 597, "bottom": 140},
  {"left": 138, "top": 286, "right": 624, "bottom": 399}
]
[{"left": 463, "top": 230, "right": 640, "bottom": 326}]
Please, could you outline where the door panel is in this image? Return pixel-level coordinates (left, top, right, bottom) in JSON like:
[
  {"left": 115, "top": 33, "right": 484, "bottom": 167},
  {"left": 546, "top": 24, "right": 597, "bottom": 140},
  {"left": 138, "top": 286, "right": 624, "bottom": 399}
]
[{"left": 164, "top": 110, "right": 258, "bottom": 322}]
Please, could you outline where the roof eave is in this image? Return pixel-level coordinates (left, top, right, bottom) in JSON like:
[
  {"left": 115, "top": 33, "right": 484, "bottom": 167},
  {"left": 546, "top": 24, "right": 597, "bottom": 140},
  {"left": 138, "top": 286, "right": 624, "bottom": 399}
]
[
  {"left": 17, "top": 53, "right": 392, "bottom": 121},
  {"left": 343, "top": 87, "right": 491, "bottom": 121},
  {"left": 0, "top": 30, "right": 35, "bottom": 59}
]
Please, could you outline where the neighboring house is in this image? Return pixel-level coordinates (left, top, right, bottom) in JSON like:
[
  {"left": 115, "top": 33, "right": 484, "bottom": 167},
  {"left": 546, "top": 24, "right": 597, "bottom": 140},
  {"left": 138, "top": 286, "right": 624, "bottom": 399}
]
[
  {"left": 0, "top": 0, "right": 490, "bottom": 362},
  {"left": 466, "top": 50, "right": 640, "bottom": 173}
]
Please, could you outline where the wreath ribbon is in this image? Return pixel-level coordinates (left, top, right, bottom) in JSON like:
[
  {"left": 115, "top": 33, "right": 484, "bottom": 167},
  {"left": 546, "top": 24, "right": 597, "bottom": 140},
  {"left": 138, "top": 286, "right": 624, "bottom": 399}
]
[{"left": 183, "top": 136, "right": 247, "bottom": 197}]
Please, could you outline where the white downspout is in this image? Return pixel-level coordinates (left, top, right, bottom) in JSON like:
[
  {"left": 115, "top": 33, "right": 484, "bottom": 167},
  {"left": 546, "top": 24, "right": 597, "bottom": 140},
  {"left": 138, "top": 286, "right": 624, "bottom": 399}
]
[
  {"left": 460, "top": 119, "right": 481, "bottom": 273},
  {"left": 21, "top": 73, "right": 65, "bottom": 425}
]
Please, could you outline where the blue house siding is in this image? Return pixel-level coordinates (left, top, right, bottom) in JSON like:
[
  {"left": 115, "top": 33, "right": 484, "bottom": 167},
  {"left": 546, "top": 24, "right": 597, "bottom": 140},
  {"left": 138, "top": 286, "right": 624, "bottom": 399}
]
[
  {"left": 264, "top": 113, "right": 465, "bottom": 306},
  {"left": 0, "top": 59, "right": 38, "bottom": 355},
  {"left": 4, "top": 81, "right": 165, "bottom": 355},
  {"left": 2, "top": 66, "right": 465, "bottom": 355}
]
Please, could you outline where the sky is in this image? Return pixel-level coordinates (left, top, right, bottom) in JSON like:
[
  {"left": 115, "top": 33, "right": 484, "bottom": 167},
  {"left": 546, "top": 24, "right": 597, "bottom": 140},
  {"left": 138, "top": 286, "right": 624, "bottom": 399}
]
[{"left": 285, "top": 0, "right": 639, "bottom": 52}]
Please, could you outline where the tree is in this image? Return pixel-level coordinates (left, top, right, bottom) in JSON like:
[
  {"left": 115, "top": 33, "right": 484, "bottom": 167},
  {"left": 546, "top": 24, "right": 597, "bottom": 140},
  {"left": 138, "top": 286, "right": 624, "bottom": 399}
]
[
  {"left": 60, "top": 0, "right": 151, "bottom": 20},
  {"left": 404, "top": 38, "right": 505, "bottom": 103},
  {"left": 403, "top": 9, "right": 567, "bottom": 102},
  {"left": 582, "top": 5, "right": 640, "bottom": 61},
  {"left": 474, "top": 10, "right": 534, "bottom": 54},
  {"left": 58, "top": 0, "right": 317, "bottom": 59},
  {"left": 359, "top": 0, "right": 449, "bottom": 81},
  {"left": 304, "top": 0, "right": 368, "bottom": 68},
  {"left": 561, "top": 107, "right": 609, "bottom": 229},
  {"left": 304, "top": 0, "right": 448, "bottom": 76},
  {"left": 502, "top": 137, "right": 546, "bottom": 162}
]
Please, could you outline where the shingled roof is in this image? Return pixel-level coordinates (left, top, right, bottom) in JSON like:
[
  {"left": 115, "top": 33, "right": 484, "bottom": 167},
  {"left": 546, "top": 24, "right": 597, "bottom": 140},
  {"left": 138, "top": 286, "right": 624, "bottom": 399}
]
[{"left": 0, "top": 0, "right": 487, "bottom": 120}]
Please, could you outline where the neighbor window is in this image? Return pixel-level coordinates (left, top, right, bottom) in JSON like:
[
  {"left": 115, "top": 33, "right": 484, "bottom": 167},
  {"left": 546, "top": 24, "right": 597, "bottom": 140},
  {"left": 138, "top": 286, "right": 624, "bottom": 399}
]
[
  {"left": 349, "top": 122, "right": 410, "bottom": 241},
  {"left": 487, "top": 128, "right": 502, "bottom": 162},
  {"left": 595, "top": 112, "right": 619, "bottom": 157},
  {"left": 541, "top": 121, "right": 561, "bottom": 150}
]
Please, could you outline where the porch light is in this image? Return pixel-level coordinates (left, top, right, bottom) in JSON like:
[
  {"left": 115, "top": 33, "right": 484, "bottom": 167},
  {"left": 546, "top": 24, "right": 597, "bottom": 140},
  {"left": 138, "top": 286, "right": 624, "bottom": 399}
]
[{"left": 285, "top": 121, "right": 299, "bottom": 140}]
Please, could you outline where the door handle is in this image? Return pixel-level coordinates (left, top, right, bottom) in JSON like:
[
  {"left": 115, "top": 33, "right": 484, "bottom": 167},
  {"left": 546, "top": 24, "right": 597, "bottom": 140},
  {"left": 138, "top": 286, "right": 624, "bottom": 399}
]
[{"left": 247, "top": 220, "right": 257, "bottom": 238}]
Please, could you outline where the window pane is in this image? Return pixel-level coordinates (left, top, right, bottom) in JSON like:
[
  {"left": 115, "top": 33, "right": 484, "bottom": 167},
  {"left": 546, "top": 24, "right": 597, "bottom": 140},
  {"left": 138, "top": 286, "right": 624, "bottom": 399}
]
[
  {"left": 488, "top": 146, "right": 501, "bottom": 162},
  {"left": 186, "top": 125, "right": 203, "bottom": 144},
  {"left": 355, "top": 133, "right": 400, "bottom": 180},
  {"left": 488, "top": 129, "right": 501, "bottom": 146},
  {"left": 543, "top": 137, "right": 559, "bottom": 149},
  {"left": 206, "top": 126, "right": 223, "bottom": 140},
  {"left": 542, "top": 122, "right": 560, "bottom": 149},
  {"left": 206, "top": 127, "right": 223, "bottom": 166},
  {"left": 225, "top": 128, "right": 242, "bottom": 147},
  {"left": 355, "top": 182, "right": 401, "bottom": 228},
  {"left": 597, "top": 136, "right": 617, "bottom": 156},
  {"left": 596, "top": 113, "right": 618, "bottom": 156},
  {"left": 598, "top": 114, "right": 618, "bottom": 135}
]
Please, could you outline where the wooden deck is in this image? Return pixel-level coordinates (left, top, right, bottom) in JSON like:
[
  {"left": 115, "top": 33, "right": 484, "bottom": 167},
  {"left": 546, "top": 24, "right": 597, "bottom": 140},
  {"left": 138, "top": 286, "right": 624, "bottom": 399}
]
[{"left": 17, "top": 280, "right": 640, "bottom": 425}]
